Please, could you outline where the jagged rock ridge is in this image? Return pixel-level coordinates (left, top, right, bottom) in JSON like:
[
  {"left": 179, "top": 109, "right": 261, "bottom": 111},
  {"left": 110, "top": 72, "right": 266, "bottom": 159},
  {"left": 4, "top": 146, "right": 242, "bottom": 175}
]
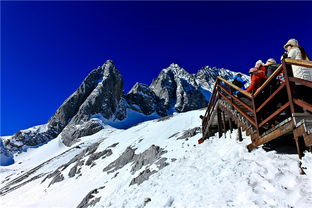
[{"left": 1, "top": 60, "right": 247, "bottom": 156}]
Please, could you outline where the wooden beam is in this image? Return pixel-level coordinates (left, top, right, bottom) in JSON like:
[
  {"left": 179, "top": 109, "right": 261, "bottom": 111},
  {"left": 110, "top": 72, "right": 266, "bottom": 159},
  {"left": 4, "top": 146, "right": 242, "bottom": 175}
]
[
  {"left": 229, "top": 118, "right": 233, "bottom": 133},
  {"left": 259, "top": 102, "right": 290, "bottom": 127},
  {"left": 285, "top": 58, "right": 312, "bottom": 68},
  {"left": 282, "top": 59, "right": 296, "bottom": 113},
  {"left": 217, "top": 76, "right": 252, "bottom": 98},
  {"left": 237, "top": 126, "right": 243, "bottom": 142},
  {"left": 249, "top": 120, "right": 294, "bottom": 149},
  {"left": 219, "top": 91, "right": 256, "bottom": 126},
  {"left": 289, "top": 77, "right": 312, "bottom": 88},
  {"left": 256, "top": 84, "right": 286, "bottom": 113},
  {"left": 219, "top": 85, "right": 253, "bottom": 113},
  {"left": 254, "top": 65, "right": 283, "bottom": 97},
  {"left": 217, "top": 108, "right": 222, "bottom": 138},
  {"left": 293, "top": 99, "right": 312, "bottom": 112}
]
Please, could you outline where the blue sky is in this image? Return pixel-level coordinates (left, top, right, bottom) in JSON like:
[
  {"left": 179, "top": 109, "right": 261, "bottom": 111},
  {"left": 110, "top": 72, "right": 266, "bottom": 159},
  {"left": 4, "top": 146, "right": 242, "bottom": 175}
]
[{"left": 1, "top": 1, "right": 312, "bottom": 136}]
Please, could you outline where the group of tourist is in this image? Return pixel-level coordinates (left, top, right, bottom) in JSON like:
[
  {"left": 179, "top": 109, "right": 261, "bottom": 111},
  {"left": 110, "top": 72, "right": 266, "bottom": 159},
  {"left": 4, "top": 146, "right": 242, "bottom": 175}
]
[{"left": 233, "top": 38, "right": 311, "bottom": 97}]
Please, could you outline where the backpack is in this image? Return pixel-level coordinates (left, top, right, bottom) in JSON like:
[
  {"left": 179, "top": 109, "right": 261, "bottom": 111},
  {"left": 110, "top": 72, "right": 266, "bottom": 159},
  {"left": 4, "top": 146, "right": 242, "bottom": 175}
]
[{"left": 232, "top": 78, "right": 243, "bottom": 88}]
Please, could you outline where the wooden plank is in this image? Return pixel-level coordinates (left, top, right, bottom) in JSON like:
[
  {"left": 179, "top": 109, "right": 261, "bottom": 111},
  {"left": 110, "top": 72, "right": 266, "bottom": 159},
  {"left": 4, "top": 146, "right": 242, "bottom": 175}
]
[
  {"left": 259, "top": 102, "right": 290, "bottom": 127},
  {"left": 304, "top": 134, "right": 312, "bottom": 146},
  {"left": 285, "top": 58, "right": 312, "bottom": 68},
  {"left": 219, "top": 91, "right": 256, "bottom": 126},
  {"left": 293, "top": 125, "right": 305, "bottom": 139},
  {"left": 218, "top": 85, "right": 253, "bottom": 113},
  {"left": 218, "top": 76, "right": 252, "bottom": 98},
  {"left": 254, "top": 65, "right": 283, "bottom": 97},
  {"left": 289, "top": 77, "right": 312, "bottom": 88},
  {"left": 293, "top": 99, "right": 312, "bottom": 112},
  {"left": 251, "top": 120, "right": 295, "bottom": 149},
  {"left": 256, "top": 83, "right": 286, "bottom": 113}
]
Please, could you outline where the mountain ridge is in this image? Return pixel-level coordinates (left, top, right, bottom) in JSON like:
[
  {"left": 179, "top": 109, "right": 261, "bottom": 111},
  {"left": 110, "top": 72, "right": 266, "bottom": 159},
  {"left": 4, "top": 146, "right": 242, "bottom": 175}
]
[{"left": 1, "top": 60, "right": 249, "bottom": 164}]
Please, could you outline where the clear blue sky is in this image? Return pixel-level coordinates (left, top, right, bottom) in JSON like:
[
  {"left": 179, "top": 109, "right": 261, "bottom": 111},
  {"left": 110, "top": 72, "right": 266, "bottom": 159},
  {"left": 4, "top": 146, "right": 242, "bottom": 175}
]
[{"left": 1, "top": 1, "right": 312, "bottom": 136}]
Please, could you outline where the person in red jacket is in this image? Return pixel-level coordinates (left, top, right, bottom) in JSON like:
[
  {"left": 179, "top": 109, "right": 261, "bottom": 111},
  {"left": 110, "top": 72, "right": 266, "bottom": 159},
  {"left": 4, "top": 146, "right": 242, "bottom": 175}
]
[
  {"left": 255, "top": 60, "right": 267, "bottom": 74},
  {"left": 246, "top": 67, "right": 267, "bottom": 93}
]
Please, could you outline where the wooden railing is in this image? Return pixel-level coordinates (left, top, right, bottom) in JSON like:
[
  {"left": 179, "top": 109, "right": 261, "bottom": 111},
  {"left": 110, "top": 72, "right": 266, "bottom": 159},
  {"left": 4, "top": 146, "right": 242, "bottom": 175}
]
[{"left": 202, "top": 58, "right": 312, "bottom": 141}]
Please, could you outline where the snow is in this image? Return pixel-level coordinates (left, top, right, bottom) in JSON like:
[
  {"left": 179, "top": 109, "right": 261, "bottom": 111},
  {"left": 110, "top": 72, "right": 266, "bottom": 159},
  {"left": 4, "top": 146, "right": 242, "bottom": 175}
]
[
  {"left": 92, "top": 108, "right": 161, "bottom": 129},
  {"left": 0, "top": 109, "right": 311, "bottom": 208}
]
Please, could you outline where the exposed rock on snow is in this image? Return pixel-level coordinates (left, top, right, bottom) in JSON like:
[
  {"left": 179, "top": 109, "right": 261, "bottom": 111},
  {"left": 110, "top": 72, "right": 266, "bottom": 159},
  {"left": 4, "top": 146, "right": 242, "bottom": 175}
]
[
  {"left": 176, "top": 127, "right": 201, "bottom": 140},
  {"left": 76, "top": 187, "right": 104, "bottom": 208},
  {"left": 61, "top": 119, "right": 105, "bottom": 146}
]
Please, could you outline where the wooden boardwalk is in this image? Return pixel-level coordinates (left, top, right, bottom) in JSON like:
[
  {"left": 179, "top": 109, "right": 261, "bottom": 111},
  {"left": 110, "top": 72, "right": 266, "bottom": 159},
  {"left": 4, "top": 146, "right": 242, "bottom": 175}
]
[{"left": 201, "top": 58, "right": 312, "bottom": 159}]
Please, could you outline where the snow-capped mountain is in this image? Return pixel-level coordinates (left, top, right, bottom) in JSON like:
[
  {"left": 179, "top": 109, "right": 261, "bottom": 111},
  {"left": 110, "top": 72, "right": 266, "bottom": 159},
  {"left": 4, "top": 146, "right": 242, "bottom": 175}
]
[
  {"left": 0, "top": 109, "right": 311, "bottom": 207},
  {"left": 1, "top": 60, "right": 311, "bottom": 208},
  {"left": 1, "top": 60, "right": 248, "bottom": 161}
]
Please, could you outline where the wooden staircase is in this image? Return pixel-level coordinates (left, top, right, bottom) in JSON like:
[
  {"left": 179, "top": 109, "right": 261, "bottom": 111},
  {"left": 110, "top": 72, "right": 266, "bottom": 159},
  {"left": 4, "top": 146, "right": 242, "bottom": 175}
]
[{"left": 201, "top": 58, "right": 312, "bottom": 158}]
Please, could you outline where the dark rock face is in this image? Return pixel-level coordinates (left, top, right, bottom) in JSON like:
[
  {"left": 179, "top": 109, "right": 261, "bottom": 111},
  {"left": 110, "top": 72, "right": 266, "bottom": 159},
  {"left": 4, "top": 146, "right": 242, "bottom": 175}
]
[
  {"left": 48, "top": 65, "right": 106, "bottom": 134},
  {"left": 150, "top": 63, "right": 208, "bottom": 112},
  {"left": 61, "top": 61, "right": 126, "bottom": 146},
  {"left": 126, "top": 83, "right": 167, "bottom": 116},
  {"left": 174, "top": 78, "right": 207, "bottom": 112}
]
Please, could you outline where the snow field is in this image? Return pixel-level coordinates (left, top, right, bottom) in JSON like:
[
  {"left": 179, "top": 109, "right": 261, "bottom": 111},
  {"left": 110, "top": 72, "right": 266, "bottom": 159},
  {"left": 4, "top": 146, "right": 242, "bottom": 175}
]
[{"left": 0, "top": 109, "right": 311, "bottom": 208}]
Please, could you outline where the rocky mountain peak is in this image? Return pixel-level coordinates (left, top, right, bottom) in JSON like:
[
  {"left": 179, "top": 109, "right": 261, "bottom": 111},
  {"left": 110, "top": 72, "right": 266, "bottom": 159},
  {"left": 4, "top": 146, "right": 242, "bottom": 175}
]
[{"left": 1, "top": 60, "right": 247, "bottom": 154}]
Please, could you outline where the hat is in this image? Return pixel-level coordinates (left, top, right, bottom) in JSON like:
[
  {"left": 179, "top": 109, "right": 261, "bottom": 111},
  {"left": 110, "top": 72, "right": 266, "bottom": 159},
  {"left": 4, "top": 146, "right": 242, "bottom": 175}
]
[
  {"left": 264, "top": 58, "right": 276, "bottom": 66},
  {"left": 249, "top": 67, "right": 258, "bottom": 73},
  {"left": 283, "top": 38, "right": 299, "bottom": 50},
  {"left": 255, "top": 60, "right": 264, "bottom": 67}
]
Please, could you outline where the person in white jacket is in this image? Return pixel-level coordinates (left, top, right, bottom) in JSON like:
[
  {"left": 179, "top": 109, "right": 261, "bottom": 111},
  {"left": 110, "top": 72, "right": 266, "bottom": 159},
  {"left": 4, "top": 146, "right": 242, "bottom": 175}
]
[
  {"left": 283, "top": 39, "right": 312, "bottom": 112},
  {"left": 283, "top": 38, "right": 312, "bottom": 81}
]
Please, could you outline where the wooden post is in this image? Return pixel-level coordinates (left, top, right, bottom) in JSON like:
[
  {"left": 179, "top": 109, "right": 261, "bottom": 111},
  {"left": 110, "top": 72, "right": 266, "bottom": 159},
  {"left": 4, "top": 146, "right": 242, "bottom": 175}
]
[
  {"left": 229, "top": 118, "right": 233, "bottom": 134},
  {"left": 237, "top": 126, "right": 243, "bottom": 142},
  {"left": 217, "top": 108, "right": 222, "bottom": 138},
  {"left": 282, "top": 59, "right": 296, "bottom": 114},
  {"left": 251, "top": 95, "right": 261, "bottom": 137},
  {"left": 222, "top": 111, "right": 227, "bottom": 138}
]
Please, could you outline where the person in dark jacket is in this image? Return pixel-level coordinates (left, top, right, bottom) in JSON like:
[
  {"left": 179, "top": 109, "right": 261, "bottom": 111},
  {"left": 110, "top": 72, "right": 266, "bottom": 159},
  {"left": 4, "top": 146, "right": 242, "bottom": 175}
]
[
  {"left": 232, "top": 73, "right": 247, "bottom": 97},
  {"left": 246, "top": 67, "right": 267, "bottom": 94},
  {"left": 265, "top": 58, "right": 279, "bottom": 77},
  {"left": 264, "top": 58, "right": 280, "bottom": 95}
]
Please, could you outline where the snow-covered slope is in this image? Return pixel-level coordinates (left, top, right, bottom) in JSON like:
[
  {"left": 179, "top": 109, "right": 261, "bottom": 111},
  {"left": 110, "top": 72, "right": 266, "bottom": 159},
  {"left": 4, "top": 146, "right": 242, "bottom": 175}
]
[{"left": 1, "top": 109, "right": 311, "bottom": 208}]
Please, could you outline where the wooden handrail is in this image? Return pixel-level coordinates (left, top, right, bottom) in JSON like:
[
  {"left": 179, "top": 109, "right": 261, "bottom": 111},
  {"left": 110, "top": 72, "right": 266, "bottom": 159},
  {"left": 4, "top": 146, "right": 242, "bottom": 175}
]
[
  {"left": 218, "top": 76, "right": 252, "bottom": 98},
  {"left": 218, "top": 85, "right": 253, "bottom": 113},
  {"left": 219, "top": 91, "right": 256, "bottom": 127},
  {"left": 285, "top": 58, "right": 312, "bottom": 68},
  {"left": 254, "top": 64, "right": 283, "bottom": 97},
  {"left": 256, "top": 83, "right": 286, "bottom": 113},
  {"left": 259, "top": 102, "right": 290, "bottom": 127},
  {"left": 289, "top": 77, "right": 312, "bottom": 88},
  {"left": 293, "top": 99, "right": 312, "bottom": 112}
]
